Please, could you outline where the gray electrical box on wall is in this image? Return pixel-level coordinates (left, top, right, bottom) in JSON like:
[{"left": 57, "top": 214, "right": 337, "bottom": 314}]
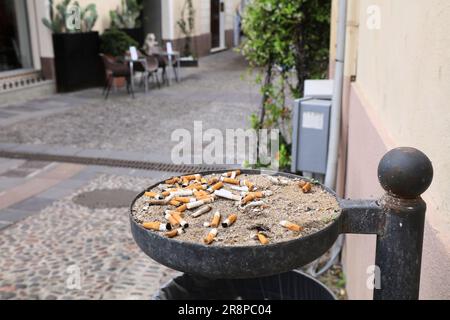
[{"left": 291, "top": 99, "right": 332, "bottom": 174}]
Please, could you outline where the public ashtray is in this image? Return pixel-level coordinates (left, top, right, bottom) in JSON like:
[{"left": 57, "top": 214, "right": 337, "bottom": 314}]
[{"left": 130, "top": 147, "right": 433, "bottom": 300}]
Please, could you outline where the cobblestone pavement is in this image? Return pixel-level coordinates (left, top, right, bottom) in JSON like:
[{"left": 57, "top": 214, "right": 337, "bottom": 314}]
[
  {"left": 0, "top": 158, "right": 181, "bottom": 299},
  {"left": 0, "top": 51, "right": 260, "bottom": 165}
]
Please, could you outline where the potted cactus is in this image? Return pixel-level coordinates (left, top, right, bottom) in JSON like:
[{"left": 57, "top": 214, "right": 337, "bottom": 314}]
[
  {"left": 109, "top": 0, "right": 144, "bottom": 45},
  {"left": 42, "top": 0, "right": 103, "bottom": 92}
]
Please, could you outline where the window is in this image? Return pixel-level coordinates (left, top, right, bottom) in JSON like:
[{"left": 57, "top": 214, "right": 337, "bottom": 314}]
[{"left": 0, "top": 0, "right": 33, "bottom": 72}]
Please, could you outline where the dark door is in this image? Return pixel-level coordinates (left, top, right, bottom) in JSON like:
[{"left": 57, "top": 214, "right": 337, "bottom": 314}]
[
  {"left": 143, "top": 0, "right": 162, "bottom": 43},
  {"left": 210, "top": 0, "right": 220, "bottom": 48}
]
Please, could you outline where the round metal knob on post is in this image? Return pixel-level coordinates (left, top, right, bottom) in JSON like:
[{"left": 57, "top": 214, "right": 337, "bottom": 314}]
[
  {"left": 378, "top": 147, "right": 433, "bottom": 199},
  {"left": 374, "top": 147, "right": 433, "bottom": 300}
]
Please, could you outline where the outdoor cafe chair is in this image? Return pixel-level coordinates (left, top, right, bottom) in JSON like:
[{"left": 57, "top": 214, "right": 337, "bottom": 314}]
[{"left": 99, "top": 53, "right": 134, "bottom": 100}]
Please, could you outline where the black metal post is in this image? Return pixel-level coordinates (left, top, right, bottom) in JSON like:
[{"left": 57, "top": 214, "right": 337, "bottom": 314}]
[{"left": 374, "top": 147, "right": 433, "bottom": 300}]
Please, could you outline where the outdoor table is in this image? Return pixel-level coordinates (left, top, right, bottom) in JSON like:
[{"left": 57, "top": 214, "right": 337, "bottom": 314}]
[
  {"left": 125, "top": 56, "right": 149, "bottom": 94},
  {"left": 155, "top": 50, "right": 181, "bottom": 85}
]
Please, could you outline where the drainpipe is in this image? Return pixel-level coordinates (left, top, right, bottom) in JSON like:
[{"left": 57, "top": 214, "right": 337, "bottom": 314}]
[
  {"left": 324, "top": 0, "right": 348, "bottom": 189},
  {"left": 308, "top": 0, "right": 348, "bottom": 278}
]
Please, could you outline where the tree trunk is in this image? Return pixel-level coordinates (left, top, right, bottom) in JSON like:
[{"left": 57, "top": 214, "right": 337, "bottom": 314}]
[{"left": 256, "top": 63, "right": 273, "bottom": 165}]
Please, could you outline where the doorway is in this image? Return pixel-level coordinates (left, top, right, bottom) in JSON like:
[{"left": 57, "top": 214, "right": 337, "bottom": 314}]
[
  {"left": 0, "top": 0, "right": 33, "bottom": 72},
  {"left": 143, "top": 0, "right": 162, "bottom": 43},
  {"left": 210, "top": 0, "right": 224, "bottom": 50}
]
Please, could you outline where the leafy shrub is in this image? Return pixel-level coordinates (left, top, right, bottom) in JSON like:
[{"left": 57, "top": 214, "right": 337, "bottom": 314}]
[{"left": 100, "top": 28, "right": 138, "bottom": 57}]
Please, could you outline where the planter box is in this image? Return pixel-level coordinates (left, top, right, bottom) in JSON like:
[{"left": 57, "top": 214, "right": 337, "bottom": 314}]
[
  {"left": 179, "top": 57, "right": 199, "bottom": 67},
  {"left": 53, "top": 32, "right": 103, "bottom": 93}
]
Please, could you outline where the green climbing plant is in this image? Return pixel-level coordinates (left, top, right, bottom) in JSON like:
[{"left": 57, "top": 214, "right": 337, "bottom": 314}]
[
  {"left": 240, "top": 0, "right": 331, "bottom": 169},
  {"left": 177, "top": 0, "right": 196, "bottom": 57},
  {"left": 109, "top": 0, "right": 143, "bottom": 29}
]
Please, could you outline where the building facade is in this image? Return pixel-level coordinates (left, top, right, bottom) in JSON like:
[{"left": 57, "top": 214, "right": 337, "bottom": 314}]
[
  {"left": 329, "top": 0, "right": 450, "bottom": 299},
  {"left": 0, "top": 0, "right": 242, "bottom": 100}
]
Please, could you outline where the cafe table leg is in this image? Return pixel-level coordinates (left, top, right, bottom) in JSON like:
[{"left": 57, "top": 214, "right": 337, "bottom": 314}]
[
  {"left": 167, "top": 55, "right": 173, "bottom": 86},
  {"left": 176, "top": 55, "right": 181, "bottom": 82},
  {"left": 129, "top": 61, "right": 135, "bottom": 93}
]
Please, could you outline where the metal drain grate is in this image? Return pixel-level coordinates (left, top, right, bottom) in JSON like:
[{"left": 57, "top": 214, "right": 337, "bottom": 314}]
[{"left": 0, "top": 150, "right": 228, "bottom": 173}]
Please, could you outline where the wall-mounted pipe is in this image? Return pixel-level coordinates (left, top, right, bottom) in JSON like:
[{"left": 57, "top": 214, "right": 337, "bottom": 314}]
[{"left": 325, "top": 0, "right": 348, "bottom": 189}]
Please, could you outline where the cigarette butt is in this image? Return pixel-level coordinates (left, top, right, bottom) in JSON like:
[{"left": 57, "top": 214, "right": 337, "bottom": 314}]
[
  {"left": 165, "top": 214, "right": 180, "bottom": 227},
  {"left": 171, "top": 212, "right": 189, "bottom": 228},
  {"left": 197, "top": 195, "right": 214, "bottom": 202},
  {"left": 193, "top": 190, "right": 209, "bottom": 198},
  {"left": 280, "top": 220, "right": 303, "bottom": 232},
  {"left": 298, "top": 180, "right": 307, "bottom": 188},
  {"left": 182, "top": 174, "right": 201, "bottom": 181},
  {"left": 165, "top": 177, "right": 180, "bottom": 185},
  {"left": 144, "top": 192, "right": 163, "bottom": 200},
  {"left": 241, "top": 191, "right": 272, "bottom": 204},
  {"left": 222, "top": 214, "right": 237, "bottom": 228},
  {"left": 165, "top": 228, "right": 184, "bottom": 238},
  {"left": 148, "top": 199, "right": 167, "bottom": 206},
  {"left": 186, "top": 184, "right": 205, "bottom": 191},
  {"left": 186, "top": 200, "right": 205, "bottom": 210},
  {"left": 201, "top": 178, "right": 208, "bottom": 184},
  {"left": 142, "top": 221, "right": 171, "bottom": 232},
  {"left": 221, "top": 177, "right": 240, "bottom": 185},
  {"left": 222, "top": 170, "right": 241, "bottom": 178},
  {"left": 203, "top": 222, "right": 211, "bottom": 227},
  {"left": 241, "top": 193, "right": 257, "bottom": 205},
  {"left": 162, "top": 190, "right": 171, "bottom": 197},
  {"left": 240, "top": 180, "right": 255, "bottom": 191},
  {"left": 172, "top": 189, "right": 194, "bottom": 197},
  {"left": 302, "top": 182, "right": 312, "bottom": 193},
  {"left": 181, "top": 178, "right": 189, "bottom": 187},
  {"left": 176, "top": 204, "right": 187, "bottom": 212},
  {"left": 192, "top": 205, "right": 212, "bottom": 218},
  {"left": 257, "top": 233, "right": 269, "bottom": 245},
  {"left": 174, "top": 197, "right": 196, "bottom": 203},
  {"left": 210, "top": 211, "right": 221, "bottom": 228},
  {"left": 165, "top": 210, "right": 185, "bottom": 218},
  {"left": 208, "top": 177, "right": 219, "bottom": 185},
  {"left": 214, "top": 189, "right": 241, "bottom": 201},
  {"left": 204, "top": 228, "right": 218, "bottom": 245},
  {"left": 169, "top": 199, "right": 181, "bottom": 207},
  {"left": 209, "top": 181, "right": 224, "bottom": 192}
]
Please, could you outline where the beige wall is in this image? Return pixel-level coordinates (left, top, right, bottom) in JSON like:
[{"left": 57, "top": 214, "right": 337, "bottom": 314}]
[
  {"left": 171, "top": 0, "right": 240, "bottom": 39},
  {"left": 331, "top": 0, "right": 450, "bottom": 299},
  {"left": 73, "top": 0, "right": 122, "bottom": 33},
  {"left": 30, "top": 0, "right": 122, "bottom": 60}
]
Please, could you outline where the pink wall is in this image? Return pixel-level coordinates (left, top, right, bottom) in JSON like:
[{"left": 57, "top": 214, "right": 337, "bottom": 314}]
[
  {"left": 343, "top": 82, "right": 450, "bottom": 300},
  {"left": 342, "top": 82, "right": 388, "bottom": 299}
]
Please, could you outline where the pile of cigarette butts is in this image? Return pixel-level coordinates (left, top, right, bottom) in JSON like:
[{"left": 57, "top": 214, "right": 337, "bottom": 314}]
[{"left": 140, "top": 170, "right": 313, "bottom": 246}]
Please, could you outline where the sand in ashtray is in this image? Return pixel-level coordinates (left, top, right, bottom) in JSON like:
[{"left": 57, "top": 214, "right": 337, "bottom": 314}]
[{"left": 131, "top": 174, "right": 341, "bottom": 246}]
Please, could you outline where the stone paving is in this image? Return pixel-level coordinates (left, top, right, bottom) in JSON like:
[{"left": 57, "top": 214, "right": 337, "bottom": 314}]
[
  {"left": 0, "top": 51, "right": 260, "bottom": 165},
  {"left": 0, "top": 158, "right": 181, "bottom": 299},
  {"left": 0, "top": 51, "right": 344, "bottom": 300}
]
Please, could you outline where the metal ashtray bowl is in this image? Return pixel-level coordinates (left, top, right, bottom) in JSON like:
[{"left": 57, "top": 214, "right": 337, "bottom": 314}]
[{"left": 130, "top": 170, "right": 341, "bottom": 279}]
